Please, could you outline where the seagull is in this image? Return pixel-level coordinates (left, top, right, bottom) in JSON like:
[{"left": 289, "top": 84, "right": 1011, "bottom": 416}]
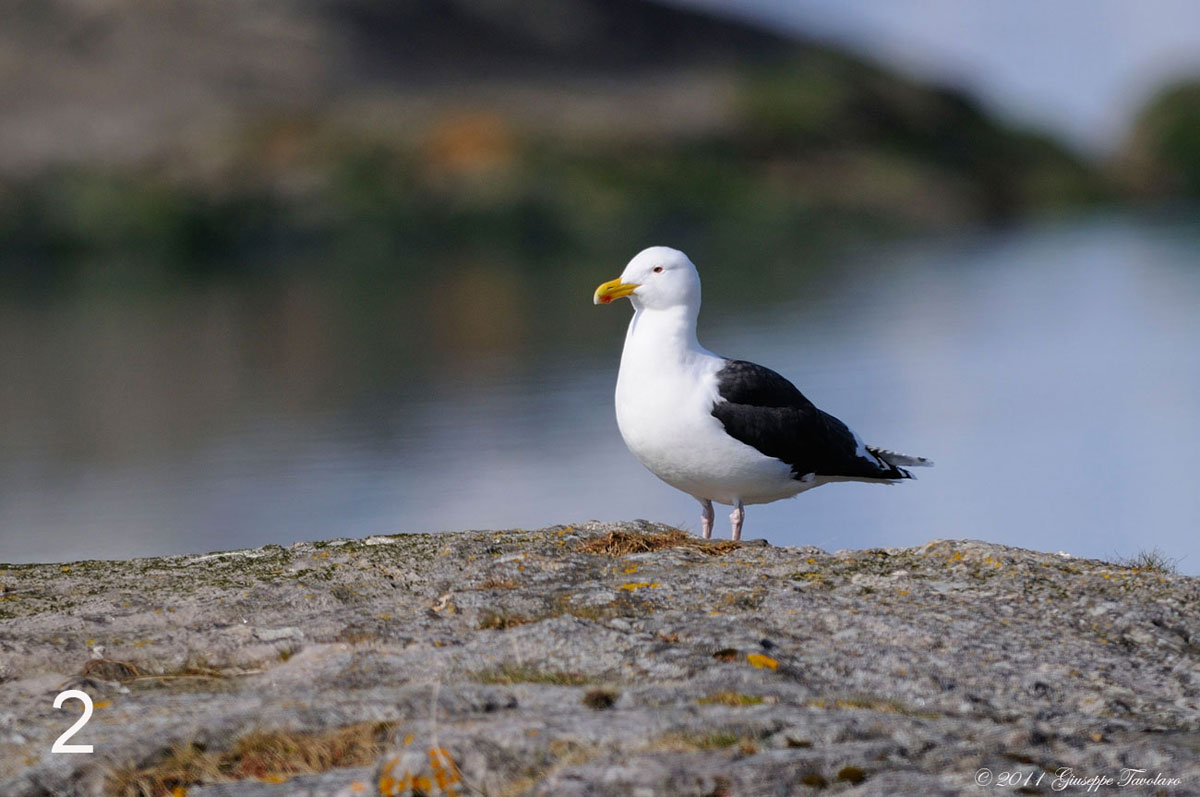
[{"left": 594, "top": 246, "right": 931, "bottom": 541}]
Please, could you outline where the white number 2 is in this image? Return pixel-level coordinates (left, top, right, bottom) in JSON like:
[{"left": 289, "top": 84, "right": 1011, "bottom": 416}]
[{"left": 51, "top": 690, "right": 94, "bottom": 754}]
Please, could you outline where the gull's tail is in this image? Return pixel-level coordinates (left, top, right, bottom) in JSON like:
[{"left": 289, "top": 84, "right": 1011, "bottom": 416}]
[{"left": 868, "top": 447, "right": 933, "bottom": 469}]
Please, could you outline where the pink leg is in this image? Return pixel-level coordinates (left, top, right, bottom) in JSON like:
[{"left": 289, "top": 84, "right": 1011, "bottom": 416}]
[
  {"left": 729, "top": 501, "right": 744, "bottom": 541},
  {"left": 700, "top": 499, "right": 714, "bottom": 539}
]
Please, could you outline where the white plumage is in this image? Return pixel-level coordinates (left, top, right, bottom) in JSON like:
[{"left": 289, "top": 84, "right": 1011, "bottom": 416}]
[{"left": 594, "top": 247, "right": 930, "bottom": 540}]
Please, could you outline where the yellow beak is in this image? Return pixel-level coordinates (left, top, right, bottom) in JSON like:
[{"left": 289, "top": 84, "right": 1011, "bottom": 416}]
[{"left": 593, "top": 278, "right": 639, "bottom": 305}]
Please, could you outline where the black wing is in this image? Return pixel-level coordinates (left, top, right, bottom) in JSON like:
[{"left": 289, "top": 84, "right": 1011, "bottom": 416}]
[{"left": 710, "top": 360, "right": 910, "bottom": 481}]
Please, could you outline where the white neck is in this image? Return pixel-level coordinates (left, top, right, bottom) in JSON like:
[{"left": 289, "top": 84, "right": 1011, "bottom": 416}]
[
  {"left": 620, "top": 303, "right": 713, "bottom": 377},
  {"left": 630, "top": 301, "right": 698, "bottom": 346}
]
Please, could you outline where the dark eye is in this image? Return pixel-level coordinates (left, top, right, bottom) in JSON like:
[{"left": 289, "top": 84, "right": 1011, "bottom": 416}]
[{"left": 653, "top": 266, "right": 663, "bottom": 273}]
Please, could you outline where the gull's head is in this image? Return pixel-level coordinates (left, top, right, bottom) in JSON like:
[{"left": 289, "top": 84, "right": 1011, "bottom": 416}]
[{"left": 593, "top": 247, "right": 701, "bottom": 311}]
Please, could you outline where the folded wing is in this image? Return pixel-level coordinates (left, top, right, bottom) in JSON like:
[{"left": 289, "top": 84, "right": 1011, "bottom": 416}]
[{"left": 710, "top": 360, "right": 913, "bottom": 481}]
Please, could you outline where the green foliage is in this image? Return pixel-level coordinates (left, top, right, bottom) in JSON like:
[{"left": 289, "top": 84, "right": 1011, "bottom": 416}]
[
  {"left": 0, "top": 60, "right": 1105, "bottom": 298},
  {"left": 738, "top": 53, "right": 860, "bottom": 146},
  {"left": 1121, "top": 81, "right": 1200, "bottom": 197}
]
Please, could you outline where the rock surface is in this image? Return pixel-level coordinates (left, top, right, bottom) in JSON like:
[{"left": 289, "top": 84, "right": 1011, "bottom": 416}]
[{"left": 1, "top": 522, "right": 1198, "bottom": 795}]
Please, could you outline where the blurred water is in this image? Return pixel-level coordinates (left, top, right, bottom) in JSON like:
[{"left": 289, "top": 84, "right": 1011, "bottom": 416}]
[{"left": 1, "top": 213, "right": 1198, "bottom": 571}]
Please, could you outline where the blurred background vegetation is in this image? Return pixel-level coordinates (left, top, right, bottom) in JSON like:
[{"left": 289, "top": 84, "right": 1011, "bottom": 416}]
[{"left": 8, "top": 0, "right": 1194, "bottom": 298}]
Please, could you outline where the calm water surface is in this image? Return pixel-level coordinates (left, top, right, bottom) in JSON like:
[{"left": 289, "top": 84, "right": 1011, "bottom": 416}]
[{"left": 2, "top": 213, "right": 1198, "bottom": 570}]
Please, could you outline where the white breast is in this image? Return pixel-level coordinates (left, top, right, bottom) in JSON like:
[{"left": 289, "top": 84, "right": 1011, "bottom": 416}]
[{"left": 614, "top": 322, "right": 805, "bottom": 506}]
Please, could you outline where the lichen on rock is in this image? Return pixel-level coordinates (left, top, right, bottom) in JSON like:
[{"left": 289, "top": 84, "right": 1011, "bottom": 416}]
[{"left": 1, "top": 522, "right": 1198, "bottom": 795}]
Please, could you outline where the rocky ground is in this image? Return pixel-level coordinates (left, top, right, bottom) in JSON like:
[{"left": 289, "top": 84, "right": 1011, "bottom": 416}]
[{"left": 1, "top": 522, "right": 1198, "bottom": 796}]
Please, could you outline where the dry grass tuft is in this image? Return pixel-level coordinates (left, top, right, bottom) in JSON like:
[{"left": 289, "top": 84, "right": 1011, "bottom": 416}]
[
  {"left": 336, "top": 625, "right": 383, "bottom": 644},
  {"left": 125, "top": 665, "right": 234, "bottom": 690},
  {"left": 1115, "top": 548, "right": 1180, "bottom": 574},
  {"left": 477, "top": 610, "right": 534, "bottom": 630},
  {"left": 472, "top": 663, "right": 591, "bottom": 686},
  {"left": 106, "top": 721, "right": 395, "bottom": 796},
  {"left": 81, "top": 657, "right": 141, "bottom": 682},
  {"left": 475, "top": 578, "right": 520, "bottom": 590},
  {"left": 698, "top": 691, "right": 764, "bottom": 706},
  {"left": 578, "top": 529, "right": 740, "bottom": 557},
  {"left": 651, "top": 730, "right": 754, "bottom": 752}
]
